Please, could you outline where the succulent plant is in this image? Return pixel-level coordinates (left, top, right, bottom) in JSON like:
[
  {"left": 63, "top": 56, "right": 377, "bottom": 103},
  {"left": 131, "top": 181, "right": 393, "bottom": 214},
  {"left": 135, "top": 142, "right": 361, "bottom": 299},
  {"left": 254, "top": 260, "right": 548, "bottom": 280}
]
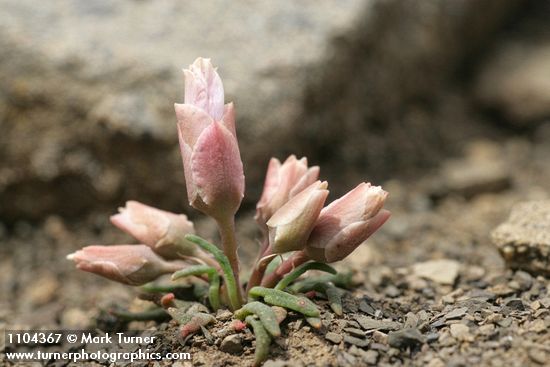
[{"left": 68, "top": 58, "right": 390, "bottom": 366}]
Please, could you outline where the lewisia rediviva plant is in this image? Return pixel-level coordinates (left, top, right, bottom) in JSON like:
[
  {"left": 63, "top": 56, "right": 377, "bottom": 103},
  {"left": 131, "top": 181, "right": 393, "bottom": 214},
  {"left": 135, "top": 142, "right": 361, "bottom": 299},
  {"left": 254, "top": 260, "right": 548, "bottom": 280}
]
[{"left": 68, "top": 58, "right": 390, "bottom": 366}]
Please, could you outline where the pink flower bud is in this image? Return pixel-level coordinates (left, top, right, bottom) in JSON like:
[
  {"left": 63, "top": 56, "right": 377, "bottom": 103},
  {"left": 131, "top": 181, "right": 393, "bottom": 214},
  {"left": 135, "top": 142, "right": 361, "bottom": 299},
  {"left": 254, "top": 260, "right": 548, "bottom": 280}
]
[
  {"left": 256, "top": 155, "right": 320, "bottom": 226},
  {"left": 175, "top": 58, "right": 244, "bottom": 220},
  {"left": 67, "top": 245, "right": 185, "bottom": 286},
  {"left": 110, "top": 201, "right": 196, "bottom": 259},
  {"left": 305, "top": 183, "right": 390, "bottom": 263},
  {"left": 267, "top": 181, "right": 329, "bottom": 254}
]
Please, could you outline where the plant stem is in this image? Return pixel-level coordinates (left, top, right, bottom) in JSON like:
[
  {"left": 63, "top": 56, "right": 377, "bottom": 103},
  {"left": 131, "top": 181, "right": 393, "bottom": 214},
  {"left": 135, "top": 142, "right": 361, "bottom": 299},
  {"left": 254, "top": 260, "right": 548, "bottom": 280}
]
[
  {"left": 185, "top": 234, "right": 242, "bottom": 310},
  {"left": 246, "top": 245, "right": 275, "bottom": 294},
  {"left": 260, "top": 251, "right": 309, "bottom": 288},
  {"left": 215, "top": 217, "right": 244, "bottom": 304}
]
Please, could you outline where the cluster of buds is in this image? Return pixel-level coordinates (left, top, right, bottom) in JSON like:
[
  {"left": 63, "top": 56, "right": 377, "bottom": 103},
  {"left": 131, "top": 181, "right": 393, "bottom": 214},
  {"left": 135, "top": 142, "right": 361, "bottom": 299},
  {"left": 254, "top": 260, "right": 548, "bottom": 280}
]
[
  {"left": 68, "top": 58, "right": 389, "bottom": 363},
  {"left": 67, "top": 201, "right": 200, "bottom": 285}
]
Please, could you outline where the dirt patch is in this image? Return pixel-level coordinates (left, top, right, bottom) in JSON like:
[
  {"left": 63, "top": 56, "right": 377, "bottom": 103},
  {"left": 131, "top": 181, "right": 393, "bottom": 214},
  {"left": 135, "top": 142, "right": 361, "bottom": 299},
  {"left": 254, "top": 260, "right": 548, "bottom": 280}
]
[{"left": 2, "top": 136, "right": 549, "bottom": 366}]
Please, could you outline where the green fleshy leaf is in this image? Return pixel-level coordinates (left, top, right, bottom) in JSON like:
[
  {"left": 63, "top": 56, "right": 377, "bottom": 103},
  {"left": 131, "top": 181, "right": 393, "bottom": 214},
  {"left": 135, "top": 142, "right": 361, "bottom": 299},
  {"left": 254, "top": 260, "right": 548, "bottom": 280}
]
[
  {"left": 167, "top": 307, "right": 215, "bottom": 338},
  {"left": 264, "top": 255, "right": 282, "bottom": 275},
  {"left": 290, "top": 271, "right": 352, "bottom": 293},
  {"left": 290, "top": 281, "right": 344, "bottom": 316},
  {"left": 172, "top": 264, "right": 221, "bottom": 310},
  {"left": 185, "top": 234, "right": 241, "bottom": 310},
  {"left": 110, "top": 308, "right": 169, "bottom": 322},
  {"left": 245, "top": 315, "right": 271, "bottom": 367},
  {"left": 234, "top": 301, "right": 281, "bottom": 337},
  {"left": 275, "top": 262, "right": 337, "bottom": 291},
  {"left": 140, "top": 283, "right": 182, "bottom": 293},
  {"left": 305, "top": 317, "right": 322, "bottom": 329},
  {"left": 323, "top": 283, "right": 344, "bottom": 316},
  {"left": 249, "top": 287, "right": 320, "bottom": 317}
]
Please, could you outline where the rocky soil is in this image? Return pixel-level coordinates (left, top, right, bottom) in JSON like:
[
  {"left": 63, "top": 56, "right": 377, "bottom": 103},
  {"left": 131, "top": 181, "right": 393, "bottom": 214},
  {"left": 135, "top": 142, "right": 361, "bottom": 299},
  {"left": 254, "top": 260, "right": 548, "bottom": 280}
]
[
  {"left": 2, "top": 0, "right": 550, "bottom": 366},
  {"left": 2, "top": 135, "right": 550, "bottom": 367}
]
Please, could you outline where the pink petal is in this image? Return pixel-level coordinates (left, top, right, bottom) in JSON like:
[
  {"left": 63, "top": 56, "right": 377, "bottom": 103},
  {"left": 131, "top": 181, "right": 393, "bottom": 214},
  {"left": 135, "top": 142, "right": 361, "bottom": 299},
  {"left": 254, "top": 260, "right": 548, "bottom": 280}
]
[
  {"left": 320, "top": 183, "right": 370, "bottom": 224},
  {"left": 267, "top": 181, "right": 329, "bottom": 253},
  {"left": 190, "top": 121, "right": 244, "bottom": 216},
  {"left": 178, "top": 124, "right": 198, "bottom": 203},
  {"left": 175, "top": 103, "right": 214, "bottom": 148},
  {"left": 324, "top": 209, "right": 391, "bottom": 263},
  {"left": 267, "top": 155, "right": 307, "bottom": 214},
  {"left": 222, "top": 102, "right": 236, "bottom": 136},
  {"left": 256, "top": 158, "right": 282, "bottom": 210},
  {"left": 289, "top": 166, "right": 320, "bottom": 198}
]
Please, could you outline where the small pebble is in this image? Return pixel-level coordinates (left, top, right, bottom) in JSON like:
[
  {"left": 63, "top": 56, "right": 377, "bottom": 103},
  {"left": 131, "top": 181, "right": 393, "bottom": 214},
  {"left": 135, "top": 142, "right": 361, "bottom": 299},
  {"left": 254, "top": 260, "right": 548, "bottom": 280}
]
[
  {"left": 529, "top": 348, "right": 547, "bottom": 365},
  {"left": 425, "top": 333, "right": 439, "bottom": 343},
  {"left": 363, "top": 350, "right": 378, "bottom": 365},
  {"left": 388, "top": 328, "right": 425, "bottom": 348},
  {"left": 505, "top": 298, "right": 525, "bottom": 311},
  {"left": 344, "top": 335, "right": 368, "bottom": 348},
  {"left": 344, "top": 327, "right": 365, "bottom": 338},
  {"left": 325, "top": 332, "right": 343, "bottom": 344},
  {"left": 450, "top": 323, "right": 472, "bottom": 341},
  {"left": 219, "top": 334, "right": 243, "bottom": 354},
  {"left": 216, "top": 309, "right": 233, "bottom": 321},
  {"left": 372, "top": 330, "right": 388, "bottom": 344},
  {"left": 444, "top": 307, "right": 468, "bottom": 320},
  {"left": 359, "top": 300, "right": 376, "bottom": 315}
]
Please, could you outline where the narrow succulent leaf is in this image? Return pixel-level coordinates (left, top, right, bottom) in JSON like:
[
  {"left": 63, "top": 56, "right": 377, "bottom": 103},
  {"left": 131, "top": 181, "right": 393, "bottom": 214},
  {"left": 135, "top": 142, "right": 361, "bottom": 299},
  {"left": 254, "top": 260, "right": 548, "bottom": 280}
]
[
  {"left": 245, "top": 316, "right": 271, "bottom": 367},
  {"left": 248, "top": 287, "right": 320, "bottom": 317},
  {"left": 290, "top": 272, "right": 352, "bottom": 293},
  {"left": 234, "top": 302, "right": 281, "bottom": 337},
  {"left": 167, "top": 307, "right": 193, "bottom": 324},
  {"left": 317, "top": 283, "right": 344, "bottom": 316},
  {"left": 180, "top": 312, "right": 216, "bottom": 338},
  {"left": 305, "top": 317, "right": 322, "bottom": 329},
  {"left": 265, "top": 255, "right": 282, "bottom": 275},
  {"left": 140, "top": 283, "right": 183, "bottom": 293},
  {"left": 168, "top": 307, "right": 215, "bottom": 338},
  {"left": 275, "top": 262, "right": 337, "bottom": 291},
  {"left": 160, "top": 293, "right": 176, "bottom": 308},
  {"left": 187, "top": 303, "right": 211, "bottom": 314},
  {"left": 185, "top": 234, "right": 241, "bottom": 310},
  {"left": 171, "top": 265, "right": 221, "bottom": 310},
  {"left": 172, "top": 264, "right": 216, "bottom": 280},
  {"left": 208, "top": 272, "right": 221, "bottom": 310},
  {"left": 110, "top": 308, "right": 169, "bottom": 322}
]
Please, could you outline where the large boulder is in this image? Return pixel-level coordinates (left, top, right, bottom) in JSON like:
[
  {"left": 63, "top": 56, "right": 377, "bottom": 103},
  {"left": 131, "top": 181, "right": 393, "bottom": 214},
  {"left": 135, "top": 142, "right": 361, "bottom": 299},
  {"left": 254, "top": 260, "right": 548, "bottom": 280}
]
[
  {"left": 0, "top": 0, "right": 525, "bottom": 222},
  {"left": 474, "top": 2, "right": 550, "bottom": 126},
  {"left": 0, "top": 0, "right": 366, "bottom": 221}
]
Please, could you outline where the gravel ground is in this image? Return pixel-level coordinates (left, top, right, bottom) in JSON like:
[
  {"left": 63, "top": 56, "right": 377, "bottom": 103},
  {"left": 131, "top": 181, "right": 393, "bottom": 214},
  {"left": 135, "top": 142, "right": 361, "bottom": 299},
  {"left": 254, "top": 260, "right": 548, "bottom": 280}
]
[{"left": 1, "top": 135, "right": 550, "bottom": 367}]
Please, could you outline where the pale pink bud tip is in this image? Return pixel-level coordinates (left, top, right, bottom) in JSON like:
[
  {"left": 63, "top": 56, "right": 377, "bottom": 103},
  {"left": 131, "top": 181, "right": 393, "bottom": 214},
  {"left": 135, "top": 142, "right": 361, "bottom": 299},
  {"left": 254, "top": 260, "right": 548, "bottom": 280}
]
[
  {"left": 110, "top": 201, "right": 196, "bottom": 259},
  {"left": 267, "top": 181, "right": 329, "bottom": 254},
  {"left": 184, "top": 57, "right": 224, "bottom": 121},
  {"left": 306, "top": 183, "right": 390, "bottom": 263},
  {"left": 68, "top": 245, "right": 185, "bottom": 286},
  {"left": 176, "top": 59, "right": 245, "bottom": 220},
  {"left": 256, "top": 155, "right": 320, "bottom": 226}
]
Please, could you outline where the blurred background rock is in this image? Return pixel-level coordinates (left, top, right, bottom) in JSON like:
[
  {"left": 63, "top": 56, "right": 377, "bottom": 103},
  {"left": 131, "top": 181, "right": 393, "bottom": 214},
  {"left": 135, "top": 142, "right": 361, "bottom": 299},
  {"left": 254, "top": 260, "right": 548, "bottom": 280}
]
[
  {"left": 2, "top": 0, "right": 550, "bottom": 351},
  {"left": 3, "top": 0, "right": 549, "bottom": 223}
]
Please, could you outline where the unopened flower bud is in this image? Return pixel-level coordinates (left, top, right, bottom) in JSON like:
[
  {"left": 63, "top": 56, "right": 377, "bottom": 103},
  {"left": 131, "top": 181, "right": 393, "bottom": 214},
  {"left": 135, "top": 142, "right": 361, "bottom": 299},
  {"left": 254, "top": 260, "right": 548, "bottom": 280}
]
[
  {"left": 110, "top": 201, "right": 196, "bottom": 259},
  {"left": 306, "top": 183, "right": 390, "bottom": 263},
  {"left": 175, "top": 58, "right": 244, "bottom": 220},
  {"left": 67, "top": 245, "right": 185, "bottom": 286},
  {"left": 267, "top": 181, "right": 329, "bottom": 254},
  {"left": 256, "top": 155, "right": 319, "bottom": 227}
]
